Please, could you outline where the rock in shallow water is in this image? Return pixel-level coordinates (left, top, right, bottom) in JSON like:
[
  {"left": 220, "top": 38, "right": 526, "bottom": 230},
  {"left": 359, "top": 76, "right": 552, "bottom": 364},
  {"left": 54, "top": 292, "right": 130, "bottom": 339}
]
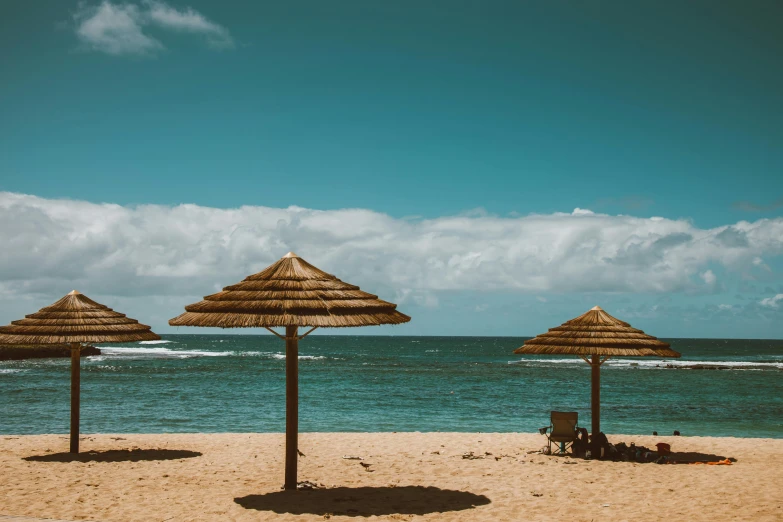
[{"left": 0, "top": 344, "right": 101, "bottom": 360}]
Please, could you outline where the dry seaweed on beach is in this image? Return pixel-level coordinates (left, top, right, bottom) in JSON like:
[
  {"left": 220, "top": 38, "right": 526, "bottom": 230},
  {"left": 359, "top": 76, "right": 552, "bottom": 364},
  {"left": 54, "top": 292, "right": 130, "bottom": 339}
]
[{"left": 462, "top": 451, "right": 485, "bottom": 460}]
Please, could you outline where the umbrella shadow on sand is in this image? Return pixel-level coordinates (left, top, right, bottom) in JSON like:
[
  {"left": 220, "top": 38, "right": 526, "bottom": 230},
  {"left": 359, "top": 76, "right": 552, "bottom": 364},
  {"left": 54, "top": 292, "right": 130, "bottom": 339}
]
[
  {"left": 235, "top": 486, "right": 491, "bottom": 517},
  {"left": 24, "top": 448, "right": 202, "bottom": 463},
  {"left": 667, "top": 451, "right": 737, "bottom": 464}
]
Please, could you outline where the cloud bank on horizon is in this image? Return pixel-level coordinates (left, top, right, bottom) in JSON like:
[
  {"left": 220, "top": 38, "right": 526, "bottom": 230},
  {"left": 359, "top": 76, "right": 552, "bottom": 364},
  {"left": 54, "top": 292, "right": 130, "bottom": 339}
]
[
  {"left": 73, "top": 0, "right": 234, "bottom": 55},
  {"left": 2, "top": 192, "right": 782, "bottom": 311}
]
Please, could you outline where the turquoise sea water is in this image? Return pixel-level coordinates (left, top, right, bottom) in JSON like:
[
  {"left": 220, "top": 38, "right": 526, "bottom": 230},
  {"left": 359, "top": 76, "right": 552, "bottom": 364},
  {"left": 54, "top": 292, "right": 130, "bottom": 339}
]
[{"left": 1, "top": 335, "right": 781, "bottom": 438}]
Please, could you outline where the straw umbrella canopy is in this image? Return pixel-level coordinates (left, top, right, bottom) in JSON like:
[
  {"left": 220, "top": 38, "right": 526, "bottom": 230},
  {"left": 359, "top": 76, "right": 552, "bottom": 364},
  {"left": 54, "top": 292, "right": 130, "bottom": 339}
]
[
  {"left": 169, "top": 252, "right": 410, "bottom": 490},
  {"left": 514, "top": 306, "right": 680, "bottom": 450},
  {"left": 0, "top": 290, "right": 159, "bottom": 453}
]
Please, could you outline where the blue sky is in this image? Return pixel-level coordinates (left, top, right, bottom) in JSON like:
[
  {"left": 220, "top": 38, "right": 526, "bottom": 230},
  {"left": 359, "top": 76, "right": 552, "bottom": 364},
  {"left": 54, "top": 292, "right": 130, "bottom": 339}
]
[{"left": 1, "top": 1, "right": 782, "bottom": 338}]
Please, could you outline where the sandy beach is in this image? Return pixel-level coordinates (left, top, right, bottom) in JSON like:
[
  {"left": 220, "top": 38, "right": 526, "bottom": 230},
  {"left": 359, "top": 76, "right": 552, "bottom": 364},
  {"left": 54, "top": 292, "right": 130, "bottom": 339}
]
[{"left": 1, "top": 432, "right": 781, "bottom": 521}]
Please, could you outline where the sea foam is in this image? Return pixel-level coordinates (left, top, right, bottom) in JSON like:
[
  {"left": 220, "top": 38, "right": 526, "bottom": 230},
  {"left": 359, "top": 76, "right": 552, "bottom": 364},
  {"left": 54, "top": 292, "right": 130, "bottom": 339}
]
[
  {"left": 508, "top": 358, "right": 782, "bottom": 370},
  {"left": 99, "top": 346, "right": 230, "bottom": 358}
]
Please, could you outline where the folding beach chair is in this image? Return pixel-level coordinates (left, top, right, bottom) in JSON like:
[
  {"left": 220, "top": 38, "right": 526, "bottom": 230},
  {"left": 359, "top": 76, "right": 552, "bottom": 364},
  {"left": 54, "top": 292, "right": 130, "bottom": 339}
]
[{"left": 539, "top": 411, "right": 579, "bottom": 455}]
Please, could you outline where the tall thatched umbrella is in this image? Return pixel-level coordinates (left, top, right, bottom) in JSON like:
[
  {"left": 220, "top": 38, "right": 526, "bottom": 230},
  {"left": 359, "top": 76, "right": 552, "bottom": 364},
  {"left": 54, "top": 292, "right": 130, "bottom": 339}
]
[
  {"left": 0, "top": 291, "right": 159, "bottom": 453},
  {"left": 169, "top": 252, "right": 410, "bottom": 490},
  {"left": 514, "top": 306, "right": 679, "bottom": 451}
]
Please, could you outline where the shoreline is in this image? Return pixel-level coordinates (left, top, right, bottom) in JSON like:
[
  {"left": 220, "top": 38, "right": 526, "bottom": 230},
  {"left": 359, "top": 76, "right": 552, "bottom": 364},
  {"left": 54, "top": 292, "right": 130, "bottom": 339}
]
[
  {"left": 3, "top": 431, "right": 781, "bottom": 440},
  {"left": 1, "top": 430, "right": 781, "bottom": 438},
  {"left": 2, "top": 432, "right": 781, "bottom": 521}
]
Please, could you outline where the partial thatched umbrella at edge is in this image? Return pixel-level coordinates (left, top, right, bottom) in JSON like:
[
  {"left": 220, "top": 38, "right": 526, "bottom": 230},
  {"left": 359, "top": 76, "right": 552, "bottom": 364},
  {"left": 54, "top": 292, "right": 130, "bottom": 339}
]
[
  {"left": 514, "top": 306, "right": 680, "bottom": 452},
  {"left": 169, "top": 252, "right": 411, "bottom": 490},
  {"left": 0, "top": 291, "right": 160, "bottom": 453}
]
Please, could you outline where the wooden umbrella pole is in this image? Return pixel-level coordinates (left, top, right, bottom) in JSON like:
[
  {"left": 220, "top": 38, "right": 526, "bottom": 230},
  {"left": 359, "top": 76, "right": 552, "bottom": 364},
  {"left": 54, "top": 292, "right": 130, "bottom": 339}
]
[
  {"left": 70, "top": 343, "right": 81, "bottom": 454},
  {"left": 591, "top": 354, "right": 600, "bottom": 456},
  {"left": 284, "top": 325, "right": 299, "bottom": 490}
]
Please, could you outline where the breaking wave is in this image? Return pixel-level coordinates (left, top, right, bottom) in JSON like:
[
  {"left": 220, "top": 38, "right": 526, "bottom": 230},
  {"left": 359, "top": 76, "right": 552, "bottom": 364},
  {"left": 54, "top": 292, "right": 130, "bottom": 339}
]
[
  {"left": 509, "top": 358, "right": 782, "bottom": 370},
  {"left": 95, "top": 347, "right": 330, "bottom": 361},
  {"left": 99, "top": 346, "right": 229, "bottom": 358}
]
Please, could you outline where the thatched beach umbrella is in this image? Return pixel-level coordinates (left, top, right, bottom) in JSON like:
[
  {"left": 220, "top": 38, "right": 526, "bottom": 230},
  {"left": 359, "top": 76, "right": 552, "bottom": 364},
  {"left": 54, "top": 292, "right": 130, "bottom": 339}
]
[
  {"left": 169, "top": 252, "right": 410, "bottom": 490},
  {"left": 0, "top": 291, "right": 159, "bottom": 453},
  {"left": 514, "top": 306, "right": 680, "bottom": 450}
]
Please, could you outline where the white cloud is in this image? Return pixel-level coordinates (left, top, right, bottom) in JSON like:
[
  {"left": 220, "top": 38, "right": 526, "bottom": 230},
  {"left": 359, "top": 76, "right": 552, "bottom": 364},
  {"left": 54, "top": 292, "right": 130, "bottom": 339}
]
[
  {"left": 73, "top": 1, "right": 233, "bottom": 55},
  {"left": 146, "top": 1, "right": 233, "bottom": 48},
  {"left": 700, "top": 269, "right": 716, "bottom": 285},
  {"left": 413, "top": 293, "right": 440, "bottom": 309},
  {"left": 752, "top": 256, "right": 772, "bottom": 272},
  {"left": 1, "top": 192, "right": 783, "bottom": 307},
  {"left": 571, "top": 208, "right": 594, "bottom": 216},
  {"left": 759, "top": 294, "right": 783, "bottom": 308},
  {"left": 394, "top": 289, "right": 439, "bottom": 309},
  {"left": 74, "top": 1, "right": 161, "bottom": 55}
]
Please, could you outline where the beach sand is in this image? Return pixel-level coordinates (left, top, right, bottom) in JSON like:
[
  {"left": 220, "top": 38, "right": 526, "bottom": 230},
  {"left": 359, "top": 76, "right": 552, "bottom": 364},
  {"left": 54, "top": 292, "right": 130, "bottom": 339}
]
[{"left": 1, "top": 433, "right": 781, "bottom": 521}]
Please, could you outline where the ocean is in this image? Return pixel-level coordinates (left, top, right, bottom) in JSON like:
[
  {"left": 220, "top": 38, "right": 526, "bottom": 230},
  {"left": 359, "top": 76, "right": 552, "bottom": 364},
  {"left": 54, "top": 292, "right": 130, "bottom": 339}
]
[{"left": 1, "top": 335, "right": 781, "bottom": 438}]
